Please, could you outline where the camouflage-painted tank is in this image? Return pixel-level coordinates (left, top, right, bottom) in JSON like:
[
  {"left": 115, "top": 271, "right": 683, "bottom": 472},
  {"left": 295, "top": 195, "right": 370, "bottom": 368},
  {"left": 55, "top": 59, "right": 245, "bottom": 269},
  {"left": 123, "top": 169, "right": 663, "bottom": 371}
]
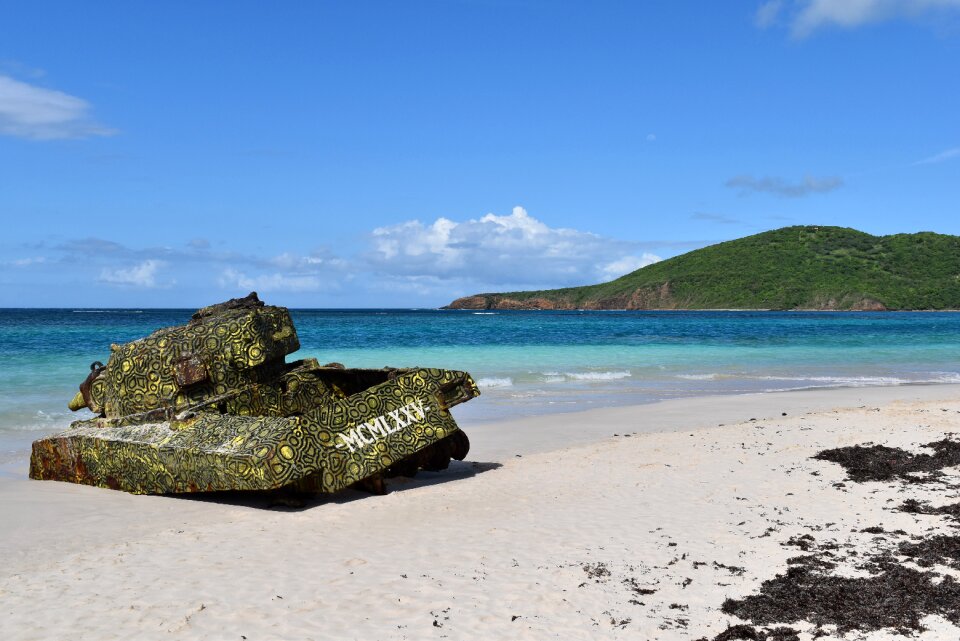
[{"left": 29, "top": 293, "right": 479, "bottom": 495}]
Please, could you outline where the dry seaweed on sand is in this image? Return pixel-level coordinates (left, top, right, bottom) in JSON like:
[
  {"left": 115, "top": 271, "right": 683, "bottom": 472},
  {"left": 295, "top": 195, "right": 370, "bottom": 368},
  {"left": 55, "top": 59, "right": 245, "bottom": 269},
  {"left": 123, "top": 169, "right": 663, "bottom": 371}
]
[
  {"left": 898, "top": 535, "right": 960, "bottom": 569},
  {"left": 812, "top": 439, "right": 960, "bottom": 483},
  {"left": 698, "top": 624, "right": 800, "bottom": 641},
  {"left": 720, "top": 557, "right": 960, "bottom": 634},
  {"left": 699, "top": 437, "right": 960, "bottom": 639},
  {"left": 899, "top": 498, "right": 960, "bottom": 522},
  {"left": 716, "top": 436, "right": 960, "bottom": 636}
]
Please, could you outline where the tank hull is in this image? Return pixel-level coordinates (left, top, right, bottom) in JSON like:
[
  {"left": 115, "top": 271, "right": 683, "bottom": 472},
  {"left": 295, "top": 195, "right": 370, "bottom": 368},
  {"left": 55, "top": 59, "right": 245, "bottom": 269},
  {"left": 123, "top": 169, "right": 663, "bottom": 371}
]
[{"left": 30, "top": 367, "right": 478, "bottom": 495}]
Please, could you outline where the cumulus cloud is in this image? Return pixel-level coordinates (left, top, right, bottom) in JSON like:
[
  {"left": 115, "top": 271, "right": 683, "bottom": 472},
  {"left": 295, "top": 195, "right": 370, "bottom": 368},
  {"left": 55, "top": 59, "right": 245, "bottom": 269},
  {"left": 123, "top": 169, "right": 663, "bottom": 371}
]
[
  {"left": 0, "top": 74, "right": 115, "bottom": 140},
  {"left": 915, "top": 147, "right": 960, "bottom": 165},
  {"left": 367, "top": 206, "right": 661, "bottom": 287},
  {"left": 726, "top": 174, "right": 843, "bottom": 198},
  {"left": 99, "top": 260, "right": 168, "bottom": 288},
  {"left": 756, "top": 0, "right": 960, "bottom": 37},
  {"left": 23, "top": 208, "right": 676, "bottom": 302}
]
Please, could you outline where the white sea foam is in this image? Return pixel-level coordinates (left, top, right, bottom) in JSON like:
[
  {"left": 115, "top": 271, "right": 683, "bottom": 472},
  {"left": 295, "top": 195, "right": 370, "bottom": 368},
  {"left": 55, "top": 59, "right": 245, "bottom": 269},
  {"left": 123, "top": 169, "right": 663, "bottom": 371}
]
[
  {"left": 754, "top": 373, "right": 960, "bottom": 386},
  {"left": 755, "top": 375, "right": 909, "bottom": 386},
  {"left": 537, "top": 371, "right": 567, "bottom": 383},
  {"left": 472, "top": 312, "right": 497, "bottom": 315},
  {"left": 564, "top": 371, "right": 632, "bottom": 381},
  {"left": 0, "top": 408, "right": 81, "bottom": 436},
  {"left": 930, "top": 372, "right": 960, "bottom": 383},
  {"left": 476, "top": 377, "right": 513, "bottom": 388},
  {"left": 674, "top": 372, "right": 960, "bottom": 387},
  {"left": 2, "top": 418, "right": 71, "bottom": 433},
  {"left": 35, "top": 410, "right": 68, "bottom": 422}
]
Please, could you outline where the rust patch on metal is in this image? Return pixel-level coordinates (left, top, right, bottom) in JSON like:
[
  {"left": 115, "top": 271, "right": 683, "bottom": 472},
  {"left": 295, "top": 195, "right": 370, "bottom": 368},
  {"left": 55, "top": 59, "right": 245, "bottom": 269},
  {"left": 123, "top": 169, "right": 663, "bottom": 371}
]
[{"left": 173, "top": 354, "right": 208, "bottom": 387}]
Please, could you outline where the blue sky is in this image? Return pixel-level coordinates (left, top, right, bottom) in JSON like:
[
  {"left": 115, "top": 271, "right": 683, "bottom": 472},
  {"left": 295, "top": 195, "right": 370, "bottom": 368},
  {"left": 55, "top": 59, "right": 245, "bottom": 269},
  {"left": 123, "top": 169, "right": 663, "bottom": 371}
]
[{"left": 1, "top": 1, "right": 958, "bottom": 307}]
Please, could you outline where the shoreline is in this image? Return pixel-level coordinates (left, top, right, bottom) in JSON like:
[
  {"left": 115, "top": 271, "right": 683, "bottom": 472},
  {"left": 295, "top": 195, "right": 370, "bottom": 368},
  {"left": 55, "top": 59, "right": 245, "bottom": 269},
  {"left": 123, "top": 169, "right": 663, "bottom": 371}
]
[
  {"left": 3, "top": 383, "right": 960, "bottom": 639},
  {"left": 0, "top": 382, "right": 960, "bottom": 483},
  {"left": 466, "top": 381, "right": 960, "bottom": 461},
  {"left": 4, "top": 381, "right": 960, "bottom": 479}
]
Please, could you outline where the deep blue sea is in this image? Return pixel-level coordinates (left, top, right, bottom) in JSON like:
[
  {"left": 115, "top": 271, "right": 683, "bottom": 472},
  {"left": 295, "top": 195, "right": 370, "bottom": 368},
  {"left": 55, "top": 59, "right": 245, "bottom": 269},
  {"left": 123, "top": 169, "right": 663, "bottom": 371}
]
[{"left": 2, "top": 308, "right": 960, "bottom": 463}]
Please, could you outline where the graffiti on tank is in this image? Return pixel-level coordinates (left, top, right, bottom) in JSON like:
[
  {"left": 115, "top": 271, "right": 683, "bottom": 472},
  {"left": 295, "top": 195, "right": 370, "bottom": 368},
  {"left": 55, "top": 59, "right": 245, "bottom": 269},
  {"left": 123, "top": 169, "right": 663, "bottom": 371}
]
[{"left": 336, "top": 399, "right": 431, "bottom": 453}]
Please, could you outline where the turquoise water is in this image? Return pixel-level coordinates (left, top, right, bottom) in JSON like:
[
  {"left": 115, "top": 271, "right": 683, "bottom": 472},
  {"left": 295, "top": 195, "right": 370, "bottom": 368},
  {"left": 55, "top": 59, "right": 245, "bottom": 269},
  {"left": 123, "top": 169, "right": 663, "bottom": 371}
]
[{"left": 2, "top": 309, "right": 960, "bottom": 462}]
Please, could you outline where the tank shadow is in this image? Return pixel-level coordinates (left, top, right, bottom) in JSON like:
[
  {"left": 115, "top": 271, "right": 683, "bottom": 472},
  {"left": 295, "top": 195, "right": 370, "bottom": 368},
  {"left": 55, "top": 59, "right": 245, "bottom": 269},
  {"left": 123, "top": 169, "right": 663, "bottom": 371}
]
[{"left": 167, "top": 459, "right": 503, "bottom": 511}]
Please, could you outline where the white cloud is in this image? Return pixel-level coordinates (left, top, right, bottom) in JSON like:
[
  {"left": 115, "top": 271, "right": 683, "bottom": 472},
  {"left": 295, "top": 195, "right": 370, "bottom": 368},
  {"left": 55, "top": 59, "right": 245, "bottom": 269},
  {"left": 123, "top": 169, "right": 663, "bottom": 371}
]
[
  {"left": 99, "top": 260, "right": 167, "bottom": 288},
  {"left": 269, "top": 250, "right": 347, "bottom": 271},
  {"left": 765, "top": 0, "right": 960, "bottom": 37},
  {"left": 0, "top": 74, "right": 115, "bottom": 140},
  {"left": 10, "top": 256, "right": 46, "bottom": 267},
  {"left": 218, "top": 268, "right": 325, "bottom": 293},
  {"left": 755, "top": 0, "right": 784, "bottom": 27},
  {"left": 915, "top": 147, "right": 960, "bottom": 165},
  {"left": 29, "top": 209, "right": 676, "bottom": 302},
  {"left": 600, "top": 254, "right": 661, "bottom": 281},
  {"left": 368, "top": 206, "right": 659, "bottom": 288}
]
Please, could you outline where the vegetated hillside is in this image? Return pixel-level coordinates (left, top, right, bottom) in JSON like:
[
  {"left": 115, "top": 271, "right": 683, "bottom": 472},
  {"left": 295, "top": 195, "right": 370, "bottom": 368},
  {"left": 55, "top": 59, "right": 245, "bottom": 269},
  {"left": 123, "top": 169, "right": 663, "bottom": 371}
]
[{"left": 445, "top": 226, "right": 960, "bottom": 311}]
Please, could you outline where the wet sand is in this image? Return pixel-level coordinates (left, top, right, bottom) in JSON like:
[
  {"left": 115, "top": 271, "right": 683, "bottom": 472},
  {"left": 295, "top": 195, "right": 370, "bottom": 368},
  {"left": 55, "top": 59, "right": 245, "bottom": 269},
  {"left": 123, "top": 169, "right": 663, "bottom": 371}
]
[{"left": 3, "top": 384, "right": 960, "bottom": 640}]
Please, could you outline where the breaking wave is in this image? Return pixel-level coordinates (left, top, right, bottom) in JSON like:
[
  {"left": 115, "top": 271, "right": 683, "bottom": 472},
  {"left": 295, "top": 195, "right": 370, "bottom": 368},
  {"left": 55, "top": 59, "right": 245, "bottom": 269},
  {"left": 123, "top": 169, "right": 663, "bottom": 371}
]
[
  {"left": 563, "top": 371, "right": 632, "bottom": 381},
  {"left": 0, "top": 410, "right": 74, "bottom": 433},
  {"left": 476, "top": 377, "right": 513, "bottom": 388},
  {"left": 674, "top": 373, "right": 960, "bottom": 386}
]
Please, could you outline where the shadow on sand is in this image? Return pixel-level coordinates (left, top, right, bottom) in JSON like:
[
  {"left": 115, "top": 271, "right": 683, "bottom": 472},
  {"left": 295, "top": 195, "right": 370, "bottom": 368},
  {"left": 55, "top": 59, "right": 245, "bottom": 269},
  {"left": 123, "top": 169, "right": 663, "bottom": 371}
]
[{"left": 167, "top": 459, "right": 503, "bottom": 511}]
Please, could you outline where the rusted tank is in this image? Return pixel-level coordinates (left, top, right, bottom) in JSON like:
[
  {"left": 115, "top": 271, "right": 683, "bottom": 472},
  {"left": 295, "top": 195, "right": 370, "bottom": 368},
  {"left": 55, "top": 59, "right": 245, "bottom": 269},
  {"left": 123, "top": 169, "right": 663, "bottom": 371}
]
[{"left": 30, "top": 293, "right": 479, "bottom": 495}]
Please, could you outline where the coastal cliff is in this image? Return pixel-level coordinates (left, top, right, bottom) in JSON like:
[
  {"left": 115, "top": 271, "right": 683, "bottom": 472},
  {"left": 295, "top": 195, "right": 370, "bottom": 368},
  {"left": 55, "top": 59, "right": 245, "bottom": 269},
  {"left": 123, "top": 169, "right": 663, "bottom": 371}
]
[{"left": 445, "top": 226, "right": 960, "bottom": 311}]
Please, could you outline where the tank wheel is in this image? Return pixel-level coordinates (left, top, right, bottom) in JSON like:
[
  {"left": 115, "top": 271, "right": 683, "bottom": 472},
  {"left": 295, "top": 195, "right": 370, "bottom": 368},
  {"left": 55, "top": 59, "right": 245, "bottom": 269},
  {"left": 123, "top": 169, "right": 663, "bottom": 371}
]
[
  {"left": 421, "top": 445, "right": 452, "bottom": 472},
  {"left": 449, "top": 429, "right": 470, "bottom": 461},
  {"left": 387, "top": 459, "right": 420, "bottom": 478},
  {"left": 385, "top": 429, "right": 472, "bottom": 477},
  {"left": 352, "top": 474, "right": 387, "bottom": 495},
  {"left": 420, "top": 430, "right": 469, "bottom": 471}
]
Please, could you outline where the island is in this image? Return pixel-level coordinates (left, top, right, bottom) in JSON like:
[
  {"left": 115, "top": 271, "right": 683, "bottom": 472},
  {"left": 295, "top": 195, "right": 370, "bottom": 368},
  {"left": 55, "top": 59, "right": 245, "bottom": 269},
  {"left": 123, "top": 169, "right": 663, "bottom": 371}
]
[{"left": 445, "top": 226, "right": 960, "bottom": 311}]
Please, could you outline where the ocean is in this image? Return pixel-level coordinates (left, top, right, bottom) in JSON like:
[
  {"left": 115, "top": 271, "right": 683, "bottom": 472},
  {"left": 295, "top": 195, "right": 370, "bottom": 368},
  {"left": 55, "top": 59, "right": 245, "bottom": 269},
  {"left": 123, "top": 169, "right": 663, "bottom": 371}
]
[{"left": 2, "top": 308, "right": 960, "bottom": 463}]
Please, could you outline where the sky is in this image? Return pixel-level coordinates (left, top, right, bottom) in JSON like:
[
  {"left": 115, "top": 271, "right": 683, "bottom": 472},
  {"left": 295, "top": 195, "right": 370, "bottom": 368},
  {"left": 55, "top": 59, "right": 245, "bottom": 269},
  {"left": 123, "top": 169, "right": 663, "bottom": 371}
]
[{"left": 1, "top": 0, "right": 958, "bottom": 308}]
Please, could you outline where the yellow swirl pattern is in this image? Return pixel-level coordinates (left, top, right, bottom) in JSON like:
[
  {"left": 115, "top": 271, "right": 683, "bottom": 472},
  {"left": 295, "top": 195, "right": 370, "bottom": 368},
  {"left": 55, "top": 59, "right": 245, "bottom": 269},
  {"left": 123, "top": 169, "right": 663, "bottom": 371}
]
[{"left": 29, "top": 295, "right": 480, "bottom": 495}]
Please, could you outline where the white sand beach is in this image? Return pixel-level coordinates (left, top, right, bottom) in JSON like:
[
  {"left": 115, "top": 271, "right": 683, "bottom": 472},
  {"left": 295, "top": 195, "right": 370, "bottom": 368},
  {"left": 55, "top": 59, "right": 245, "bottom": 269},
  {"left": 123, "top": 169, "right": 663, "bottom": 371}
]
[{"left": 4, "top": 384, "right": 960, "bottom": 640}]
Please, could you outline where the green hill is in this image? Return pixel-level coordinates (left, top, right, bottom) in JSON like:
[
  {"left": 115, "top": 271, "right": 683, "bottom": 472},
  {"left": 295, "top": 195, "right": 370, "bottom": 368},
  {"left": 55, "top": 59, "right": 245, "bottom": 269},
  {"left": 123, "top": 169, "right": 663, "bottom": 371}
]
[{"left": 445, "top": 226, "right": 960, "bottom": 311}]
